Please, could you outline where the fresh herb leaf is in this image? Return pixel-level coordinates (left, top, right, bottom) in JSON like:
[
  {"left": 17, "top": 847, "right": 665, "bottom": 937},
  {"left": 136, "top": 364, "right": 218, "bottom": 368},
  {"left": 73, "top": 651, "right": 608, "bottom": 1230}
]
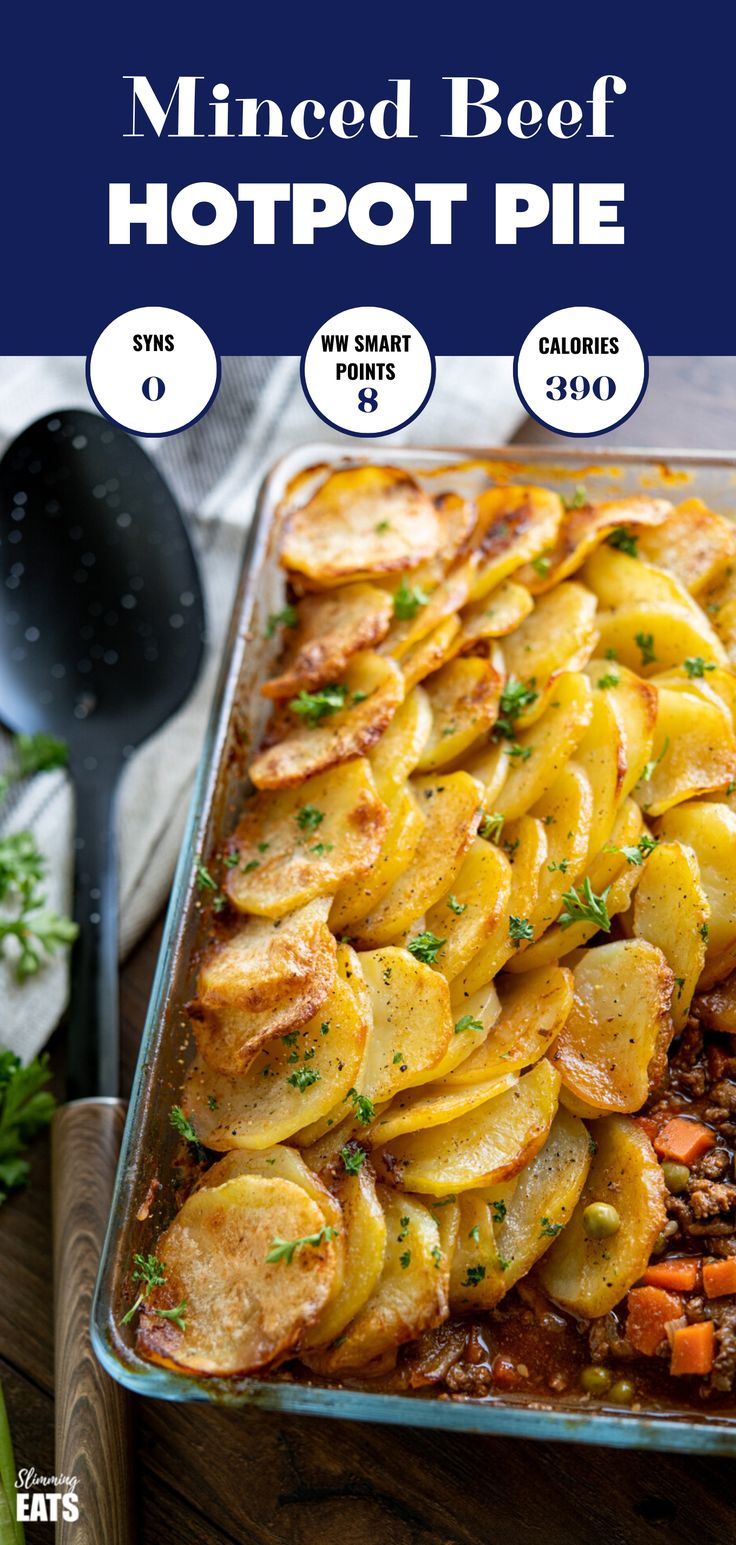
[
  {"left": 265, "top": 604, "right": 297, "bottom": 638},
  {"left": 640, "top": 737, "right": 670, "bottom": 782},
  {"left": 447, "top": 894, "right": 466, "bottom": 915},
  {"left": 311, "top": 841, "right": 334, "bottom": 856},
  {"left": 683, "top": 656, "right": 716, "bottom": 679},
  {"left": 494, "top": 677, "right": 538, "bottom": 740},
  {"left": 296, "top": 805, "right": 324, "bottom": 832},
  {"left": 340, "top": 1144, "right": 367, "bottom": 1175},
  {"left": 287, "top": 1066, "right": 321, "bottom": 1093},
  {"left": 0, "top": 1050, "right": 56, "bottom": 1204},
  {"left": 170, "top": 1105, "right": 205, "bottom": 1160},
  {"left": 195, "top": 861, "right": 226, "bottom": 912},
  {"left": 407, "top": 931, "right": 446, "bottom": 965},
  {"left": 469, "top": 1224, "right": 481, "bottom": 1244},
  {"left": 397, "top": 1216, "right": 410, "bottom": 1243},
  {"left": 618, "top": 832, "right": 658, "bottom": 865},
  {"left": 532, "top": 554, "right": 551, "bottom": 576},
  {"left": 344, "top": 1088, "right": 375, "bottom": 1125},
  {"left": 121, "top": 1252, "right": 166, "bottom": 1324},
  {"left": 393, "top": 578, "right": 429, "bottom": 621},
  {"left": 634, "top": 631, "right": 656, "bottom": 666},
  {"left": 558, "top": 878, "right": 611, "bottom": 932},
  {"left": 479, "top": 811, "right": 504, "bottom": 843},
  {"left": 206, "top": 1094, "right": 218, "bottom": 1111},
  {"left": 266, "top": 1225, "right": 337, "bottom": 1265},
  {"left": 547, "top": 858, "right": 570, "bottom": 873},
  {"left": 597, "top": 672, "right": 619, "bottom": 690},
  {"left": 700, "top": 922, "right": 710, "bottom": 942},
  {"left": 289, "top": 685, "right": 347, "bottom": 726},
  {"left": 563, "top": 485, "right": 587, "bottom": 510},
  {"left": 540, "top": 1216, "right": 563, "bottom": 1238},
  {"left": 507, "top": 742, "right": 532, "bottom": 762},
  {"left": 461, "top": 1264, "right": 486, "bottom": 1287},
  {"left": 241, "top": 859, "right": 260, "bottom": 874},
  {"left": 607, "top": 527, "right": 638, "bottom": 557},
  {"left": 491, "top": 1200, "right": 507, "bottom": 1224},
  {"left": 509, "top": 915, "right": 533, "bottom": 946},
  {"left": 376, "top": 519, "right": 391, "bottom": 534},
  {"left": 455, "top": 1014, "right": 484, "bottom": 1034},
  {"left": 399, "top": 1249, "right": 412, "bottom": 1270}
]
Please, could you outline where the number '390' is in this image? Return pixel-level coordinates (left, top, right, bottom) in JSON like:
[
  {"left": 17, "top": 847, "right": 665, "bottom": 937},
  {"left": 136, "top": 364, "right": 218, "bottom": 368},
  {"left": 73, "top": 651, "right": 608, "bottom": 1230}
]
[{"left": 545, "top": 376, "right": 616, "bottom": 402}]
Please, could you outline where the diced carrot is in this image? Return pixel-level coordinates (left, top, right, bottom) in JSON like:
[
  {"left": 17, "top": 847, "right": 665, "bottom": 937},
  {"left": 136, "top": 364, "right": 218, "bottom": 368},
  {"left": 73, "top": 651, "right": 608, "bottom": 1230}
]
[
  {"left": 670, "top": 1320, "right": 715, "bottom": 1376},
  {"left": 702, "top": 1258, "right": 736, "bottom": 1299},
  {"left": 626, "top": 1286, "right": 683, "bottom": 1356},
  {"left": 654, "top": 1116, "right": 716, "bottom": 1165},
  {"left": 642, "top": 1258, "right": 700, "bottom": 1292}
]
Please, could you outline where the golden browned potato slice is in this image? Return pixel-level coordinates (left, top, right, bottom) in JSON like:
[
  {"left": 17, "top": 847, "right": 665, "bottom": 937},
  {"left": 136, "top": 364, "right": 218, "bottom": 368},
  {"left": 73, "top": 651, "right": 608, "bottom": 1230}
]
[
  {"left": 301, "top": 1166, "right": 388, "bottom": 1358},
  {"left": 250, "top": 651, "right": 404, "bottom": 790},
  {"left": 633, "top": 839, "right": 710, "bottom": 1031},
  {"left": 261, "top": 584, "right": 394, "bottom": 699},
  {"left": 356, "top": 947, "right": 454, "bottom": 1103},
  {"left": 550, "top": 939, "right": 673, "bottom": 1113},
  {"left": 502, "top": 584, "right": 599, "bottom": 723},
  {"left": 375, "top": 1058, "right": 560, "bottom": 1196},
  {"left": 494, "top": 672, "right": 593, "bottom": 821},
  {"left": 466, "top": 486, "right": 564, "bottom": 601},
  {"left": 516, "top": 495, "right": 671, "bottom": 594},
  {"left": 432, "top": 488, "right": 478, "bottom": 561},
  {"left": 537, "top": 1116, "right": 666, "bottom": 1317},
  {"left": 424, "top": 839, "right": 511, "bottom": 981},
  {"left": 401, "top": 615, "right": 461, "bottom": 690},
  {"left": 305, "top": 1189, "right": 447, "bottom": 1373},
  {"left": 635, "top": 499, "right": 736, "bottom": 596},
  {"left": 464, "top": 740, "right": 509, "bottom": 805},
  {"left": 330, "top": 783, "right": 425, "bottom": 932},
  {"left": 527, "top": 763, "right": 593, "bottom": 936},
  {"left": 449, "top": 1192, "right": 508, "bottom": 1311},
  {"left": 428, "top": 981, "right": 502, "bottom": 1082},
  {"left": 368, "top": 686, "right": 432, "bottom": 798},
  {"left": 137, "top": 1175, "right": 337, "bottom": 1375},
  {"left": 225, "top": 761, "right": 389, "bottom": 919},
  {"left": 191, "top": 897, "right": 337, "bottom": 1076},
  {"left": 595, "top": 601, "right": 728, "bottom": 677},
  {"left": 280, "top": 465, "right": 442, "bottom": 584},
  {"left": 350, "top": 772, "right": 482, "bottom": 947},
  {"left": 383, "top": 557, "right": 475, "bottom": 660},
  {"left": 416, "top": 658, "right": 503, "bottom": 772},
  {"left": 493, "top": 1109, "right": 592, "bottom": 1292},
  {"left": 654, "top": 665, "right": 736, "bottom": 729},
  {"left": 183, "top": 952, "right": 368, "bottom": 1150},
  {"left": 584, "top": 660, "right": 658, "bottom": 802},
  {"left": 701, "top": 566, "right": 736, "bottom": 667},
  {"left": 449, "top": 581, "right": 534, "bottom": 657},
  {"left": 695, "top": 970, "right": 736, "bottom": 1032},
  {"left": 370, "top": 1070, "right": 518, "bottom": 1144},
  {"left": 573, "top": 687, "right": 627, "bottom": 855},
  {"left": 632, "top": 687, "right": 736, "bottom": 816},
  {"left": 459, "top": 816, "right": 548, "bottom": 994},
  {"left": 656, "top": 801, "right": 736, "bottom": 988},
  {"left": 446, "top": 965, "right": 574, "bottom": 1086}
]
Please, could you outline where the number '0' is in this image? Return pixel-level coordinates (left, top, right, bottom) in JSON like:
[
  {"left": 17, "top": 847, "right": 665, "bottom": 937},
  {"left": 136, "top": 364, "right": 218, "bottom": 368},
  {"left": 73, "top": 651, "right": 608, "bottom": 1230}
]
[{"left": 142, "top": 376, "right": 166, "bottom": 402}]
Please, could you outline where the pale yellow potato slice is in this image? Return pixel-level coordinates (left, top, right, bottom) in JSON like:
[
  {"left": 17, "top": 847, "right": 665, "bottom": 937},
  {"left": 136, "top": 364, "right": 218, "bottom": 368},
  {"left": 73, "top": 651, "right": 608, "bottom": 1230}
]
[
  {"left": 516, "top": 495, "right": 671, "bottom": 594},
  {"left": 527, "top": 762, "right": 593, "bottom": 936},
  {"left": 432, "top": 488, "right": 478, "bottom": 561},
  {"left": 466, "top": 485, "right": 564, "bottom": 601},
  {"left": 375, "top": 1058, "right": 560, "bottom": 1196},
  {"left": 582, "top": 543, "right": 695, "bottom": 611},
  {"left": 464, "top": 740, "right": 509, "bottom": 805},
  {"left": 459, "top": 816, "right": 547, "bottom": 993},
  {"left": 351, "top": 772, "right": 482, "bottom": 947},
  {"left": 653, "top": 666, "right": 736, "bottom": 729},
  {"left": 445, "top": 965, "right": 573, "bottom": 1086},
  {"left": 137, "top": 1175, "right": 337, "bottom": 1375},
  {"left": 280, "top": 465, "right": 442, "bottom": 584},
  {"left": 330, "top": 783, "right": 424, "bottom": 932},
  {"left": 584, "top": 659, "right": 658, "bottom": 802},
  {"left": 494, "top": 1108, "right": 592, "bottom": 1292},
  {"left": 632, "top": 839, "right": 710, "bottom": 1031},
  {"left": 355, "top": 947, "right": 454, "bottom": 1103},
  {"left": 370, "top": 1071, "right": 518, "bottom": 1145},
  {"left": 250, "top": 650, "right": 404, "bottom": 790},
  {"left": 368, "top": 686, "right": 432, "bottom": 798},
  {"left": 261, "top": 583, "right": 393, "bottom": 699},
  {"left": 573, "top": 687, "right": 627, "bottom": 855},
  {"left": 550, "top": 939, "right": 673, "bottom": 1113},
  {"left": 494, "top": 672, "right": 593, "bottom": 821},
  {"left": 424, "top": 839, "right": 511, "bottom": 982},
  {"left": 383, "top": 557, "right": 475, "bottom": 660},
  {"left": 306, "top": 1189, "right": 447, "bottom": 1373},
  {"left": 635, "top": 498, "right": 736, "bottom": 596},
  {"left": 449, "top": 1192, "right": 508, "bottom": 1311},
  {"left": 301, "top": 1166, "right": 388, "bottom": 1358},
  {"left": 502, "top": 584, "right": 599, "bottom": 723},
  {"left": 225, "top": 760, "right": 389, "bottom": 919},
  {"left": 633, "top": 686, "right": 736, "bottom": 816},
  {"left": 701, "top": 566, "right": 736, "bottom": 667},
  {"left": 191, "top": 897, "right": 337, "bottom": 1076},
  {"left": 401, "top": 615, "right": 462, "bottom": 690},
  {"left": 450, "top": 580, "right": 534, "bottom": 656},
  {"left": 184, "top": 949, "right": 367, "bottom": 1149},
  {"left": 427, "top": 981, "right": 502, "bottom": 1082},
  {"left": 595, "top": 601, "right": 728, "bottom": 677},
  {"left": 416, "top": 658, "right": 502, "bottom": 772},
  {"left": 656, "top": 801, "right": 736, "bottom": 988},
  {"left": 538, "top": 1116, "right": 666, "bottom": 1317}
]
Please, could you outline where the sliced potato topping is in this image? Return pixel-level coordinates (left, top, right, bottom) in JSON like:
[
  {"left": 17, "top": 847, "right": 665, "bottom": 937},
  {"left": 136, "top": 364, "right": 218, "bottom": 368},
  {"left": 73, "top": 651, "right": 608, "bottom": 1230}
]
[
  {"left": 446, "top": 965, "right": 573, "bottom": 1086},
  {"left": 635, "top": 499, "right": 736, "bottom": 596},
  {"left": 281, "top": 465, "right": 442, "bottom": 583},
  {"left": 551, "top": 939, "right": 674, "bottom": 1113},
  {"left": 516, "top": 495, "right": 672, "bottom": 594},
  {"left": 302, "top": 1166, "right": 388, "bottom": 1359},
  {"left": 262, "top": 583, "right": 393, "bottom": 699},
  {"left": 416, "top": 658, "right": 503, "bottom": 772},
  {"left": 250, "top": 651, "right": 404, "bottom": 790},
  {"left": 467, "top": 486, "right": 564, "bottom": 600}
]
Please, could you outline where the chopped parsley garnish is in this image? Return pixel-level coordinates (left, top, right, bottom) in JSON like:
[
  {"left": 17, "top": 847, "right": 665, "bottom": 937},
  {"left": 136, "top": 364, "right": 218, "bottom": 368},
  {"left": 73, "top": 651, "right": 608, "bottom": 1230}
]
[
  {"left": 287, "top": 1066, "right": 321, "bottom": 1093},
  {"left": 320, "top": 1021, "right": 330, "bottom": 1035},
  {"left": 224, "top": 850, "right": 240, "bottom": 869},
  {"left": 597, "top": 672, "right": 619, "bottom": 690},
  {"left": 491, "top": 1200, "right": 507, "bottom": 1224},
  {"left": 607, "top": 527, "right": 638, "bottom": 557},
  {"left": 674, "top": 976, "right": 685, "bottom": 996},
  {"left": 345, "top": 1088, "right": 375, "bottom": 1125},
  {"left": 265, "top": 604, "right": 298, "bottom": 638},
  {"left": 408, "top": 930, "right": 446, "bottom": 965},
  {"left": 508, "top": 742, "right": 533, "bottom": 761},
  {"left": 617, "top": 832, "right": 658, "bottom": 866},
  {"left": 311, "top": 841, "right": 333, "bottom": 856},
  {"left": 169, "top": 1105, "right": 205, "bottom": 1161},
  {"left": 393, "top": 578, "right": 429, "bottom": 621},
  {"left": 563, "top": 485, "right": 587, "bottom": 510},
  {"left": 399, "top": 1249, "right": 412, "bottom": 1270},
  {"left": 532, "top": 554, "right": 551, "bottom": 576},
  {"left": 605, "top": 647, "right": 618, "bottom": 660},
  {"left": 634, "top": 631, "right": 657, "bottom": 667},
  {"left": 558, "top": 878, "right": 611, "bottom": 933},
  {"left": 206, "top": 1094, "right": 218, "bottom": 1111},
  {"left": 296, "top": 805, "right": 324, "bottom": 832},
  {"left": 431, "top": 1245, "right": 443, "bottom": 1269},
  {"left": 469, "top": 1224, "right": 481, "bottom": 1244},
  {"left": 479, "top": 811, "right": 504, "bottom": 843},
  {"left": 447, "top": 894, "right": 466, "bottom": 915},
  {"left": 266, "top": 1226, "right": 337, "bottom": 1265},
  {"left": 340, "top": 1144, "right": 367, "bottom": 1175},
  {"left": 195, "top": 862, "right": 226, "bottom": 912},
  {"left": 700, "top": 922, "right": 710, "bottom": 942},
  {"left": 289, "top": 685, "right": 347, "bottom": 726},
  {"left": 393, "top": 1050, "right": 405, "bottom": 1064},
  {"left": 461, "top": 1264, "right": 486, "bottom": 1287},
  {"left": 509, "top": 915, "right": 534, "bottom": 946},
  {"left": 640, "top": 737, "right": 670, "bottom": 782},
  {"left": 540, "top": 1216, "right": 563, "bottom": 1238},
  {"left": 398, "top": 1216, "right": 410, "bottom": 1243},
  {"left": 241, "top": 859, "right": 260, "bottom": 874},
  {"left": 683, "top": 656, "right": 716, "bottom": 679},
  {"left": 121, "top": 1253, "right": 187, "bottom": 1332},
  {"left": 494, "top": 677, "right": 539, "bottom": 740},
  {"left": 455, "top": 1014, "right": 484, "bottom": 1034},
  {"left": 547, "top": 858, "right": 570, "bottom": 873},
  {"left": 498, "top": 1256, "right": 511, "bottom": 1272},
  {"left": 376, "top": 519, "right": 392, "bottom": 534}
]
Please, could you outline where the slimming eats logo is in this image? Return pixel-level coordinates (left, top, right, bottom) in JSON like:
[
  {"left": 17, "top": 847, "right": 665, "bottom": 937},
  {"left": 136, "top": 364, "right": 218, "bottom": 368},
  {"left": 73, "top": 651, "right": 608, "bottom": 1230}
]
[{"left": 15, "top": 1468, "right": 79, "bottom": 1524}]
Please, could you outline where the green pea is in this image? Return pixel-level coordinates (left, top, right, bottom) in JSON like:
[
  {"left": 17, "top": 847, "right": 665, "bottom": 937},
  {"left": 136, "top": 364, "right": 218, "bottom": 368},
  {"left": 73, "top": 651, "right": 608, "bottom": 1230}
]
[
  {"left": 580, "top": 1365, "right": 612, "bottom": 1395},
  {"left": 583, "top": 1202, "right": 621, "bottom": 1239},
  {"left": 609, "top": 1378, "right": 635, "bottom": 1405},
  {"left": 651, "top": 1230, "right": 668, "bottom": 1255},
  {"left": 662, "top": 1161, "right": 690, "bottom": 1195}
]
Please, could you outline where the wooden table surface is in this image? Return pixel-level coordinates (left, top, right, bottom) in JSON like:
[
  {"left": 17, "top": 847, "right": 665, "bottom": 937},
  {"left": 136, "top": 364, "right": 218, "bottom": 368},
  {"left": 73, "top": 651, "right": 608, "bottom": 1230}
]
[{"left": 2, "top": 356, "right": 736, "bottom": 1545}]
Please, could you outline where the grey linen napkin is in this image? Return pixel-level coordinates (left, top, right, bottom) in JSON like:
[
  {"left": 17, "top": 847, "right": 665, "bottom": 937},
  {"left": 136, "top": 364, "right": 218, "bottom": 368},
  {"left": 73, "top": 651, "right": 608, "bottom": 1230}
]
[{"left": 0, "top": 355, "right": 524, "bottom": 1059}]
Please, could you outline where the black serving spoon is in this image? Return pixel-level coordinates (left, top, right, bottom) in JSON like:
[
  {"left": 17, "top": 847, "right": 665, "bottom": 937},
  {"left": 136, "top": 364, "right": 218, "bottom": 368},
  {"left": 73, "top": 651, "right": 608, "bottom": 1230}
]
[{"left": 0, "top": 409, "right": 205, "bottom": 1545}]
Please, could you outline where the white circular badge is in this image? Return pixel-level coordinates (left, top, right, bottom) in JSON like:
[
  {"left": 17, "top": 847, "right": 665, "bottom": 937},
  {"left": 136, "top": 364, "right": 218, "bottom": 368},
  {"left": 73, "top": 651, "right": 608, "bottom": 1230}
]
[
  {"left": 514, "top": 306, "right": 647, "bottom": 436},
  {"left": 302, "top": 305, "right": 435, "bottom": 437},
  {"left": 87, "top": 306, "right": 220, "bottom": 436}
]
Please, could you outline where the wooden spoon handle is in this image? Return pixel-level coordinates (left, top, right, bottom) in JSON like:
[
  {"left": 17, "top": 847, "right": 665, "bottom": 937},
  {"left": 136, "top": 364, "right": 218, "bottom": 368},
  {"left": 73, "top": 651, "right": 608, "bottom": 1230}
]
[{"left": 52, "top": 1099, "right": 134, "bottom": 1545}]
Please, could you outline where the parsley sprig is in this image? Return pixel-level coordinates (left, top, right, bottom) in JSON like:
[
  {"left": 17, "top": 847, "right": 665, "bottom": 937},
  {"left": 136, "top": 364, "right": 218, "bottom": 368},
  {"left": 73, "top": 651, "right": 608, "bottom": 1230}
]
[
  {"left": 494, "top": 678, "right": 538, "bottom": 741},
  {"left": 558, "top": 878, "right": 611, "bottom": 932},
  {"left": 408, "top": 931, "right": 446, "bottom": 965},
  {"left": 393, "top": 578, "right": 429, "bottom": 621},
  {"left": 289, "top": 685, "right": 347, "bottom": 725},
  {"left": 266, "top": 1225, "right": 337, "bottom": 1264},
  {"left": 121, "top": 1252, "right": 187, "bottom": 1332},
  {"left": 0, "top": 1049, "right": 56, "bottom": 1204}
]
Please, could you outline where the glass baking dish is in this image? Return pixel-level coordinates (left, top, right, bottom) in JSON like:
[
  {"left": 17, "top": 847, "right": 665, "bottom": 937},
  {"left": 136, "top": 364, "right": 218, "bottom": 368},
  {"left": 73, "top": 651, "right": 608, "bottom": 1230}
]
[{"left": 92, "top": 442, "right": 736, "bottom": 1454}]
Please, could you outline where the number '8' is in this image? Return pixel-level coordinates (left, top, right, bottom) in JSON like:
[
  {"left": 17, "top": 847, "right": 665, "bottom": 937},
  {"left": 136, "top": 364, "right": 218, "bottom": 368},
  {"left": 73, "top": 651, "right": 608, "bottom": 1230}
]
[
  {"left": 358, "top": 387, "right": 378, "bottom": 414},
  {"left": 545, "top": 375, "right": 616, "bottom": 402}
]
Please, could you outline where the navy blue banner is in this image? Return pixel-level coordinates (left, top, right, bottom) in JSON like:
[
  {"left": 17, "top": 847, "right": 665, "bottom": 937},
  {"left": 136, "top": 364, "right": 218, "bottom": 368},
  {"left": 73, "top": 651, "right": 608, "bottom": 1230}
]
[{"left": 2, "top": 1, "right": 733, "bottom": 355}]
